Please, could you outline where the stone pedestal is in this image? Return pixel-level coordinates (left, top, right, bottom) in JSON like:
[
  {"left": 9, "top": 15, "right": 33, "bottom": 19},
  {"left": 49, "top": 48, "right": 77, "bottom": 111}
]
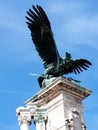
[
  {"left": 26, "top": 77, "right": 92, "bottom": 130},
  {"left": 16, "top": 77, "right": 92, "bottom": 130}
]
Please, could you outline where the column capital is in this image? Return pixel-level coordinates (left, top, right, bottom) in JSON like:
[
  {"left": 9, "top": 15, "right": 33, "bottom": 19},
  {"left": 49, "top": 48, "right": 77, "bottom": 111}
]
[
  {"left": 16, "top": 106, "right": 32, "bottom": 125},
  {"left": 34, "top": 108, "right": 47, "bottom": 123}
]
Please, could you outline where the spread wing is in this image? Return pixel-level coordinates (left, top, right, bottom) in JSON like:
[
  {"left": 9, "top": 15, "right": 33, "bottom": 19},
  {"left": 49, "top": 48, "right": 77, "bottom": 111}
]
[
  {"left": 26, "top": 5, "right": 60, "bottom": 68},
  {"left": 66, "top": 59, "right": 92, "bottom": 74}
]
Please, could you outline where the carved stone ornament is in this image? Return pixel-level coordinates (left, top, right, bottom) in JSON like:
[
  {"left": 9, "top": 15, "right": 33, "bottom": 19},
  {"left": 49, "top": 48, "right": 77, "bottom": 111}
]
[
  {"left": 65, "top": 118, "right": 75, "bottom": 130},
  {"left": 65, "top": 107, "right": 81, "bottom": 130},
  {"left": 34, "top": 109, "right": 47, "bottom": 123},
  {"left": 16, "top": 105, "right": 38, "bottom": 125},
  {"left": 16, "top": 107, "right": 32, "bottom": 125},
  {"left": 82, "top": 123, "right": 86, "bottom": 130},
  {"left": 18, "top": 113, "right": 32, "bottom": 125}
]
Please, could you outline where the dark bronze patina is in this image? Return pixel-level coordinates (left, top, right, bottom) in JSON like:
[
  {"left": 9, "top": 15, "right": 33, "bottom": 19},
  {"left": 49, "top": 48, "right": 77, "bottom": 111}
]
[{"left": 26, "top": 5, "right": 92, "bottom": 88}]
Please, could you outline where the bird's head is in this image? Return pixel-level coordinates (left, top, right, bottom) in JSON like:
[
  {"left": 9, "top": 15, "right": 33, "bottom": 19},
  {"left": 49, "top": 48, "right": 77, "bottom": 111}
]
[
  {"left": 62, "top": 52, "right": 72, "bottom": 68},
  {"left": 65, "top": 52, "right": 72, "bottom": 62}
]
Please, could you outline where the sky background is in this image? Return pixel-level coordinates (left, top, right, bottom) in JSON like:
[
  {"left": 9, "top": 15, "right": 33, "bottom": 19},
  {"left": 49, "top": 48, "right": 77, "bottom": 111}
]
[{"left": 0, "top": 0, "right": 98, "bottom": 130}]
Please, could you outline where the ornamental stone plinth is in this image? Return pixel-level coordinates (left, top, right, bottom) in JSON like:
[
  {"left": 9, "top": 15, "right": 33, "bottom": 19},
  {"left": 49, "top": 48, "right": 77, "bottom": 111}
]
[{"left": 25, "top": 77, "right": 92, "bottom": 130}]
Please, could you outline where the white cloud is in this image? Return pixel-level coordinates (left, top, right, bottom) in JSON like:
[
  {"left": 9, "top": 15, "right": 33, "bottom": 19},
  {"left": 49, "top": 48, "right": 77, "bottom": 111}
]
[
  {"left": 0, "top": 13, "right": 26, "bottom": 36},
  {"left": 0, "top": 3, "right": 35, "bottom": 62},
  {"left": 46, "top": 1, "right": 85, "bottom": 16},
  {"left": 47, "top": 2, "right": 65, "bottom": 14},
  {"left": 61, "top": 15, "right": 98, "bottom": 48},
  {"left": 0, "top": 2, "right": 26, "bottom": 35},
  {"left": 67, "top": 16, "right": 98, "bottom": 33},
  {"left": 43, "top": 1, "right": 97, "bottom": 50}
]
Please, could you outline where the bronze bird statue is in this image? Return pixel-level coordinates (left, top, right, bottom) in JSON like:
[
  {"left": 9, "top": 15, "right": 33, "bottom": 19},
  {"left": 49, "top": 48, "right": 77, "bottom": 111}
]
[{"left": 26, "top": 5, "right": 92, "bottom": 88}]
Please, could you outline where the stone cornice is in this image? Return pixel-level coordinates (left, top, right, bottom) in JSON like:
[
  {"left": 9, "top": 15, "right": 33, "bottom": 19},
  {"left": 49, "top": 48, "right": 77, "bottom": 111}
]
[{"left": 25, "top": 77, "right": 92, "bottom": 106}]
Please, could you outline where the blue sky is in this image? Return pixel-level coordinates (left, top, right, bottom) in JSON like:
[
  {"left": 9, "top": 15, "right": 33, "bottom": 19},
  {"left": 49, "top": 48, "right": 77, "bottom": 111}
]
[{"left": 0, "top": 0, "right": 98, "bottom": 130}]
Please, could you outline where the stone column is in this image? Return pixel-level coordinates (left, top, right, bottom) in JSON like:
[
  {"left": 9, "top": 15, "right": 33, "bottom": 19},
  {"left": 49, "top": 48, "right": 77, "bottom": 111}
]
[
  {"left": 16, "top": 105, "right": 47, "bottom": 130},
  {"left": 16, "top": 106, "right": 34, "bottom": 130},
  {"left": 33, "top": 108, "right": 47, "bottom": 130}
]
